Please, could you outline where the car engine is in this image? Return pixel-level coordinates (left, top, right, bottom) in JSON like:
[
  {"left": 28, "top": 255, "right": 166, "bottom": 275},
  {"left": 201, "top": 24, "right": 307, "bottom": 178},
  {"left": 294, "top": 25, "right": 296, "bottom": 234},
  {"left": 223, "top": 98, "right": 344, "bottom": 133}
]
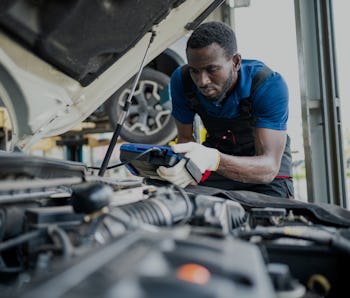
[{"left": 1, "top": 151, "right": 350, "bottom": 298}]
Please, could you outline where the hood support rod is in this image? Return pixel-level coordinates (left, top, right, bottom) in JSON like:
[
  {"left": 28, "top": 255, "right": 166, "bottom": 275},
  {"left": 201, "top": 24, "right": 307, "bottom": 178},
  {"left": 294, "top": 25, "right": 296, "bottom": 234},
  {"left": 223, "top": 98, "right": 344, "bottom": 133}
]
[{"left": 98, "top": 30, "right": 156, "bottom": 177}]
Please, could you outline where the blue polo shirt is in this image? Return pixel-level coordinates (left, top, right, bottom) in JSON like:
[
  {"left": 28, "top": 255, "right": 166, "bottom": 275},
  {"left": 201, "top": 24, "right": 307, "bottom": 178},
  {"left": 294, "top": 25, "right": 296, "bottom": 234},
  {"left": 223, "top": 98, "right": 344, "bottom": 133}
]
[{"left": 170, "top": 59, "right": 289, "bottom": 130}]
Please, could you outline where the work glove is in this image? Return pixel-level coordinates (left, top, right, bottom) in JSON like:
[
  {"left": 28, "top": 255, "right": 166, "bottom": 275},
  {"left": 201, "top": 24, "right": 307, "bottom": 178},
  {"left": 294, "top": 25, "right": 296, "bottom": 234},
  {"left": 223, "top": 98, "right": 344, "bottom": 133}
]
[
  {"left": 156, "top": 159, "right": 195, "bottom": 188},
  {"left": 156, "top": 142, "right": 220, "bottom": 188},
  {"left": 172, "top": 142, "right": 220, "bottom": 173}
]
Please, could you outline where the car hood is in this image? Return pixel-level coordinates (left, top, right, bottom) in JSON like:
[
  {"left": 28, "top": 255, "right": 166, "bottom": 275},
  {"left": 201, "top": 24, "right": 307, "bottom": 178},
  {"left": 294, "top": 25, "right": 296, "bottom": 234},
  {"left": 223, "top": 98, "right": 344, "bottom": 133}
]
[{"left": 0, "top": 0, "right": 223, "bottom": 150}]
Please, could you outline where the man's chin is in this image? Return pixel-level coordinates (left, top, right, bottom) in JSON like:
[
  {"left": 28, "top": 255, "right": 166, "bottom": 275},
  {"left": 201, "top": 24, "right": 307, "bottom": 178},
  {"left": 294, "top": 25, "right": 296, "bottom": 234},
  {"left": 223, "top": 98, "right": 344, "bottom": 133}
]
[
  {"left": 199, "top": 89, "right": 225, "bottom": 103},
  {"left": 205, "top": 94, "right": 225, "bottom": 103},
  {"left": 207, "top": 98, "right": 220, "bottom": 103},
  {"left": 201, "top": 92, "right": 220, "bottom": 102}
]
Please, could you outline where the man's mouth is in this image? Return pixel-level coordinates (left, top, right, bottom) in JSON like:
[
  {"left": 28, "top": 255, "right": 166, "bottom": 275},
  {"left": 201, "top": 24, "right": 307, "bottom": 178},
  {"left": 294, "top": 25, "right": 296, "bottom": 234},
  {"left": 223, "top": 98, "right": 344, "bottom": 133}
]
[{"left": 199, "top": 87, "right": 216, "bottom": 96}]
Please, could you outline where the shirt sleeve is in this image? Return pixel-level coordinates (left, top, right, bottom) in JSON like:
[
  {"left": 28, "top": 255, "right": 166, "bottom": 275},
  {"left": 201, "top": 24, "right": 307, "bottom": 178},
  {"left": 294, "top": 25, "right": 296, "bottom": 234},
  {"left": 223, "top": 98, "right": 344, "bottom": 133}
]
[
  {"left": 252, "top": 72, "right": 289, "bottom": 130},
  {"left": 170, "top": 67, "right": 196, "bottom": 124}
]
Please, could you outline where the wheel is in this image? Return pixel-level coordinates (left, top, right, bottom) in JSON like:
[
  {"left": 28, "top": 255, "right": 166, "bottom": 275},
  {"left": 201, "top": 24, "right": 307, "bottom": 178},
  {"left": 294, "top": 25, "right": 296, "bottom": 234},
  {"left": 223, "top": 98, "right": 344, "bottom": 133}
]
[{"left": 106, "top": 67, "right": 177, "bottom": 145}]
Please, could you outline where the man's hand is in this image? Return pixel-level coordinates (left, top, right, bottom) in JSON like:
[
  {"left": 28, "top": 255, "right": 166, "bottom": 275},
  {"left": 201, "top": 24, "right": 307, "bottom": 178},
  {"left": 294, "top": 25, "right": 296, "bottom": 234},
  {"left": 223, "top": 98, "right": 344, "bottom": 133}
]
[
  {"left": 171, "top": 142, "right": 220, "bottom": 173},
  {"left": 157, "top": 159, "right": 195, "bottom": 188},
  {"left": 156, "top": 142, "right": 220, "bottom": 188}
]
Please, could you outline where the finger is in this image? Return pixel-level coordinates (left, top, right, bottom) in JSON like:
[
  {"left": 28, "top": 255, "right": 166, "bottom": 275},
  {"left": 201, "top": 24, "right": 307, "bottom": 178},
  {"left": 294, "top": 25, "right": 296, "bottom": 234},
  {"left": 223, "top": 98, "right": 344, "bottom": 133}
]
[
  {"left": 173, "top": 173, "right": 195, "bottom": 187},
  {"left": 171, "top": 142, "right": 196, "bottom": 153},
  {"left": 157, "top": 159, "right": 186, "bottom": 176},
  {"left": 156, "top": 166, "right": 168, "bottom": 176},
  {"left": 156, "top": 166, "right": 194, "bottom": 187}
]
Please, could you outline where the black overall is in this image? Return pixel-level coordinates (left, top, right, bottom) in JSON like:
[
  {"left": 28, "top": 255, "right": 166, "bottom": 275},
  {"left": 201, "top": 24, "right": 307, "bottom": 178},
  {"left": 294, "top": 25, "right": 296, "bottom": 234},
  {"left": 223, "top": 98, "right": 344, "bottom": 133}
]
[{"left": 181, "top": 65, "right": 294, "bottom": 198}]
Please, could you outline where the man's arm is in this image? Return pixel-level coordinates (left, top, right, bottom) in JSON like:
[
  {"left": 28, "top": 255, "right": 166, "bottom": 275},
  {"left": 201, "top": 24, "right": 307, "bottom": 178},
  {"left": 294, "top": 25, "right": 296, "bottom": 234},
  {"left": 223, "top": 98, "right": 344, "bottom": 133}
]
[
  {"left": 175, "top": 119, "right": 195, "bottom": 143},
  {"left": 217, "top": 127, "right": 287, "bottom": 184}
]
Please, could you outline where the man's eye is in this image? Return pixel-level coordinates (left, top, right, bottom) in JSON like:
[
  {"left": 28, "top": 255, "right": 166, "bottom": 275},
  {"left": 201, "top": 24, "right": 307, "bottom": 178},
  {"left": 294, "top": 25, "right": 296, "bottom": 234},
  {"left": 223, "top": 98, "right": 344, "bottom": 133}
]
[
  {"left": 207, "top": 67, "right": 219, "bottom": 74},
  {"left": 189, "top": 68, "right": 199, "bottom": 75}
]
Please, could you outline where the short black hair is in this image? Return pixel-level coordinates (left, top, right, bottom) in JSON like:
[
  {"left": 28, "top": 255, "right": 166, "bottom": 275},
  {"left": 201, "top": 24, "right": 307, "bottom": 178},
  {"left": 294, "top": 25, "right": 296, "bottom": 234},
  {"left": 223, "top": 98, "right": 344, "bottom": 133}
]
[{"left": 186, "top": 21, "right": 237, "bottom": 58}]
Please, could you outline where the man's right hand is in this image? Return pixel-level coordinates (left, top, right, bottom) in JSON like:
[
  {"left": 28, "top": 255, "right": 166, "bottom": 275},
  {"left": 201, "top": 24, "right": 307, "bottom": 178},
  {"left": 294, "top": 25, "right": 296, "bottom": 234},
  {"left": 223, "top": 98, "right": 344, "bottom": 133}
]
[
  {"left": 171, "top": 142, "right": 220, "bottom": 173},
  {"left": 157, "top": 159, "right": 196, "bottom": 188}
]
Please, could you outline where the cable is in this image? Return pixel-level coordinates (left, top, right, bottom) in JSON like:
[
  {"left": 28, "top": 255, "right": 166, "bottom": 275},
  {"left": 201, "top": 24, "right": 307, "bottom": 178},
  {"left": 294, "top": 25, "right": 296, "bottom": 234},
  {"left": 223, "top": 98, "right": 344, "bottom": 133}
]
[
  {"left": 88, "top": 147, "right": 161, "bottom": 170},
  {"left": 0, "top": 230, "right": 44, "bottom": 252},
  {"left": 172, "top": 184, "right": 193, "bottom": 224},
  {"left": 236, "top": 228, "right": 350, "bottom": 254},
  {"left": 98, "top": 30, "right": 156, "bottom": 177}
]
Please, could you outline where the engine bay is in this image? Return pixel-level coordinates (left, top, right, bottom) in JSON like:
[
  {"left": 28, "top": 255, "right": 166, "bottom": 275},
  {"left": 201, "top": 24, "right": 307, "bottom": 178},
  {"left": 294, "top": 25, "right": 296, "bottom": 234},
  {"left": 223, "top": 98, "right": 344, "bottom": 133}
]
[{"left": 1, "top": 151, "right": 350, "bottom": 298}]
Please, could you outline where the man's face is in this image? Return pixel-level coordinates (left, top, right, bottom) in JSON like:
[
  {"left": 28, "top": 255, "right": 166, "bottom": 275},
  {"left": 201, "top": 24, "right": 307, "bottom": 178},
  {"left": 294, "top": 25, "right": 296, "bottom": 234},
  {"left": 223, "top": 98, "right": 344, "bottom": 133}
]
[{"left": 186, "top": 43, "right": 239, "bottom": 103}]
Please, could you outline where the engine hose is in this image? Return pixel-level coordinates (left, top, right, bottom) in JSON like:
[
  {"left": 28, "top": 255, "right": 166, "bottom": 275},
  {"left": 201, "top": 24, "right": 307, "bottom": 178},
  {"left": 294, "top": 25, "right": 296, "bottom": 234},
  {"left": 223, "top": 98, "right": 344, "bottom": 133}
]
[
  {"left": 119, "top": 200, "right": 173, "bottom": 226},
  {"left": 118, "top": 191, "right": 192, "bottom": 226},
  {"left": 48, "top": 226, "right": 74, "bottom": 260}
]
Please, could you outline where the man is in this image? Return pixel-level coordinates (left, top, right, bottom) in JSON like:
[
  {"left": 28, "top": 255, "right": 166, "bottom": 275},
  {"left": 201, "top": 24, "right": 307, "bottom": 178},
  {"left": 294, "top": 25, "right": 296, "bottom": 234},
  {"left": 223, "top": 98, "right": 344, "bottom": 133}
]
[{"left": 157, "top": 21, "right": 294, "bottom": 198}]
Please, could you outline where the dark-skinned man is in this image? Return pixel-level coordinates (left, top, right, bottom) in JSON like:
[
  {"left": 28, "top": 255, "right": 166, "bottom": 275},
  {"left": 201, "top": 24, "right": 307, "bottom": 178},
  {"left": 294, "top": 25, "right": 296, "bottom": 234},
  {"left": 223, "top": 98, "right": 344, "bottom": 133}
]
[{"left": 157, "top": 21, "right": 294, "bottom": 198}]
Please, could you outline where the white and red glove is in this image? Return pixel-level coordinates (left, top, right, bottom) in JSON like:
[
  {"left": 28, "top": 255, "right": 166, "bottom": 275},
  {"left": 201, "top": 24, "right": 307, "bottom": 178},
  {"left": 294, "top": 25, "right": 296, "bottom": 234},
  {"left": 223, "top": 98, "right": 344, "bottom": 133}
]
[{"left": 156, "top": 142, "right": 220, "bottom": 187}]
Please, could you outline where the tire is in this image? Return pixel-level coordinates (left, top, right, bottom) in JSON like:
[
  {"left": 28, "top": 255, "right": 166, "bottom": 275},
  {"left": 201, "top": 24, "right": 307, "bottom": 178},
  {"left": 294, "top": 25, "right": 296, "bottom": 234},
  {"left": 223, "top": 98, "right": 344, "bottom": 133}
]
[{"left": 106, "top": 68, "right": 177, "bottom": 145}]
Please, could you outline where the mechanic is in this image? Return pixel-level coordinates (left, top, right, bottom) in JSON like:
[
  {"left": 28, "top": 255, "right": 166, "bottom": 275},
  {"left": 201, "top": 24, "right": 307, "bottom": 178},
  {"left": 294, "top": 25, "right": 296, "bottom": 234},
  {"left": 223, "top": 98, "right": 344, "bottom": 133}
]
[{"left": 157, "top": 21, "right": 294, "bottom": 198}]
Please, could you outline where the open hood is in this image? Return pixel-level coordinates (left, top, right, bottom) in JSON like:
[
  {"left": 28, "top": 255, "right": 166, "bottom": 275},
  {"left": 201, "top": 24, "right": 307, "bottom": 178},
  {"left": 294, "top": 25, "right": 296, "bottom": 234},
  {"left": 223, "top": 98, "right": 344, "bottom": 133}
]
[{"left": 0, "top": 0, "right": 224, "bottom": 150}]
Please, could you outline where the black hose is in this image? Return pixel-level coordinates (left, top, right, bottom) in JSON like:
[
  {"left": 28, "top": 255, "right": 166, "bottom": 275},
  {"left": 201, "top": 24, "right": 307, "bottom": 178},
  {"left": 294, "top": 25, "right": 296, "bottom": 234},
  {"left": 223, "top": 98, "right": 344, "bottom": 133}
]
[
  {"left": 117, "top": 188, "right": 193, "bottom": 226},
  {"left": 48, "top": 226, "right": 74, "bottom": 260}
]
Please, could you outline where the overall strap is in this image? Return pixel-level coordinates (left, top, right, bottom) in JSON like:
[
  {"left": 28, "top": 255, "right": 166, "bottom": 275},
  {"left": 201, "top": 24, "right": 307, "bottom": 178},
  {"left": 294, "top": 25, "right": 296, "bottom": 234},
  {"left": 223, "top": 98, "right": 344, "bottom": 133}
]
[
  {"left": 251, "top": 65, "right": 273, "bottom": 95},
  {"left": 239, "top": 65, "right": 273, "bottom": 116}
]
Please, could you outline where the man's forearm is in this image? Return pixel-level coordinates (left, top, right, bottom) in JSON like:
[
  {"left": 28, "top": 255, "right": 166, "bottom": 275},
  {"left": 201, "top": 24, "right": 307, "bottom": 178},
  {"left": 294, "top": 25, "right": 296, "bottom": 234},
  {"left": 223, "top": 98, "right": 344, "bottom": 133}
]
[{"left": 216, "top": 153, "right": 280, "bottom": 184}]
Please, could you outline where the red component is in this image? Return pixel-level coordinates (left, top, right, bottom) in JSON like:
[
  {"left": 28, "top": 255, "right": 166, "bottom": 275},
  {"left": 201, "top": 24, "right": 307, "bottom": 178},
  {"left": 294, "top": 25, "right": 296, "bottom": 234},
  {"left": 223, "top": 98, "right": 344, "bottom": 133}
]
[
  {"left": 200, "top": 170, "right": 212, "bottom": 182},
  {"left": 176, "top": 263, "right": 211, "bottom": 285}
]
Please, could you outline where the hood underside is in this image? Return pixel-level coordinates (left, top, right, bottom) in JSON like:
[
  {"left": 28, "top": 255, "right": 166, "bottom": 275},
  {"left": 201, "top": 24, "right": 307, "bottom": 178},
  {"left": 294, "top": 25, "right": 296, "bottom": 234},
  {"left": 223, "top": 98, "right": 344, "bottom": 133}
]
[
  {"left": 1, "top": 0, "right": 186, "bottom": 86},
  {"left": 0, "top": 0, "right": 223, "bottom": 149}
]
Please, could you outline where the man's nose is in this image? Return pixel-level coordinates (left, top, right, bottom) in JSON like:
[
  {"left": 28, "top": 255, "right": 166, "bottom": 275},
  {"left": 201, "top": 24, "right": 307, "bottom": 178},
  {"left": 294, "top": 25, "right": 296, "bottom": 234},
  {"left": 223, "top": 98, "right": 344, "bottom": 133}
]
[{"left": 197, "top": 71, "right": 210, "bottom": 87}]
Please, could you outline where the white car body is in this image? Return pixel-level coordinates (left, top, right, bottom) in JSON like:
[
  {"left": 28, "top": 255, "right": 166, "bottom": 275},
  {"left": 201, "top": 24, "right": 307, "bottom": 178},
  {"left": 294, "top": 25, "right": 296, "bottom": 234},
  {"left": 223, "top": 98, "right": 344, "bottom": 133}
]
[{"left": 0, "top": 0, "right": 222, "bottom": 150}]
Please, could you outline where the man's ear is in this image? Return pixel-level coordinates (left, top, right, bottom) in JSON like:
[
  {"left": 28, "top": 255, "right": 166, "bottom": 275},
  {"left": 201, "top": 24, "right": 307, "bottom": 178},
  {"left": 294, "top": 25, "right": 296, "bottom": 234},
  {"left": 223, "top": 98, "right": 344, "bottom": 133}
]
[{"left": 232, "top": 53, "right": 241, "bottom": 71}]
